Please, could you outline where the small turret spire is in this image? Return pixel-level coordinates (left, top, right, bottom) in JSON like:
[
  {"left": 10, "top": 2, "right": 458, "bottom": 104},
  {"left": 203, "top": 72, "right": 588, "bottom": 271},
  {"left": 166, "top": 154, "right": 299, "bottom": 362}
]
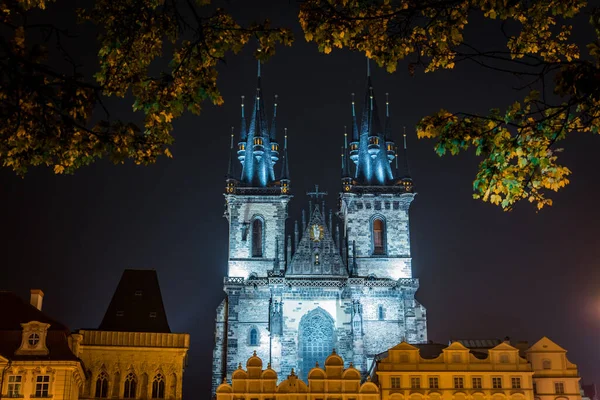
[
  {"left": 227, "top": 127, "right": 235, "bottom": 178},
  {"left": 280, "top": 128, "right": 290, "bottom": 181},
  {"left": 270, "top": 95, "right": 278, "bottom": 141},
  {"left": 402, "top": 127, "right": 411, "bottom": 179}
]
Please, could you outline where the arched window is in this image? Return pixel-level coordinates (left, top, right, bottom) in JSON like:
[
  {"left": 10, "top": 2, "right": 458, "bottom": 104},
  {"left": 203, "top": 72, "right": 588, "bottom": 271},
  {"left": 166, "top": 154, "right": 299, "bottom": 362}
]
[
  {"left": 251, "top": 219, "right": 263, "bottom": 257},
  {"left": 152, "top": 374, "right": 165, "bottom": 399},
  {"left": 249, "top": 328, "right": 259, "bottom": 346},
  {"left": 299, "top": 308, "right": 335, "bottom": 381},
  {"left": 378, "top": 305, "right": 385, "bottom": 320},
  {"left": 123, "top": 373, "right": 137, "bottom": 399},
  {"left": 543, "top": 359, "right": 552, "bottom": 369},
  {"left": 95, "top": 372, "right": 108, "bottom": 398},
  {"left": 372, "top": 218, "right": 385, "bottom": 255}
]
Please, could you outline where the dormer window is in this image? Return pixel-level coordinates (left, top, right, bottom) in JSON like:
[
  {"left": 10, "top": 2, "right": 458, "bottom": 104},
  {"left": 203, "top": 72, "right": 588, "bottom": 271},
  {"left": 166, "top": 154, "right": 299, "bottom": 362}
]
[
  {"left": 28, "top": 333, "right": 40, "bottom": 347},
  {"left": 16, "top": 321, "right": 50, "bottom": 356}
]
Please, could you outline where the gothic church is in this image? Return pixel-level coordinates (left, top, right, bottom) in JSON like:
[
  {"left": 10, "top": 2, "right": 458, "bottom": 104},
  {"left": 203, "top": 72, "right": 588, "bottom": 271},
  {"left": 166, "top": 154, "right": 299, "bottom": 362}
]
[{"left": 211, "top": 64, "right": 428, "bottom": 394}]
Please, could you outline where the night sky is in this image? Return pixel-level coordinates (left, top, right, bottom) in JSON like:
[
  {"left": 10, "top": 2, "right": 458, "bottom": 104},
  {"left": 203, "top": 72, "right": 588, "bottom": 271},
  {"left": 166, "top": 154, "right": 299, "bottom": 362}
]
[{"left": 1, "top": 0, "right": 599, "bottom": 397}]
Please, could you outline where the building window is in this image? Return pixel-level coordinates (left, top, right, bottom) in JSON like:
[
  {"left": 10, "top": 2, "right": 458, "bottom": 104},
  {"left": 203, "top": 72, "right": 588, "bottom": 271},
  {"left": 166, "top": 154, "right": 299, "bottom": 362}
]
[
  {"left": 152, "top": 374, "right": 165, "bottom": 399},
  {"left": 124, "top": 373, "right": 137, "bottom": 398},
  {"left": 400, "top": 353, "right": 409, "bottom": 363},
  {"left": 135, "top": 290, "right": 143, "bottom": 296},
  {"left": 35, "top": 375, "right": 50, "bottom": 398},
  {"left": 314, "top": 253, "right": 320, "bottom": 265},
  {"left": 543, "top": 359, "right": 552, "bottom": 370},
  {"left": 492, "top": 377, "right": 503, "bottom": 389},
  {"left": 28, "top": 333, "right": 40, "bottom": 347},
  {"left": 454, "top": 377, "right": 464, "bottom": 389},
  {"left": 429, "top": 377, "right": 439, "bottom": 389},
  {"left": 500, "top": 353, "right": 509, "bottom": 363},
  {"left": 372, "top": 218, "right": 385, "bottom": 255},
  {"left": 249, "top": 328, "right": 259, "bottom": 346},
  {"left": 378, "top": 305, "right": 385, "bottom": 320},
  {"left": 472, "top": 377, "right": 482, "bottom": 389},
  {"left": 533, "top": 382, "right": 537, "bottom": 394},
  {"left": 95, "top": 372, "right": 109, "bottom": 398},
  {"left": 555, "top": 382, "right": 565, "bottom": 394},
  {"left": 452, "top": 353, "right": 461, "bottom": 363},
  {"left": 391, "top": 377, "right": 401, "bottom": 389},
  {"left": 116, "top": 311, "right": 124, "bottom": 317},
  {"left": 149, "top": 312, "right": 157, "bottom": 318},
  {"left": 411, "top": 377, "right": 421, "bottom": 389},
  {"left": 251, "top": 219, "right": 263, "bottom": 257},
  {"left": 512, "top": 377, "right": 521, "bottom": 389},
  {"left": 8, "top": 376, "right": 22, "bottom": 398}
]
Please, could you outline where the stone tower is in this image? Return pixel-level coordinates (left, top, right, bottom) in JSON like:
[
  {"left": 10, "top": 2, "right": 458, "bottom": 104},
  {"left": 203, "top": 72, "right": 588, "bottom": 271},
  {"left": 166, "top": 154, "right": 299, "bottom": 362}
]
[{"left": 212, "top": 63, "right": 427, "bottom": 395}]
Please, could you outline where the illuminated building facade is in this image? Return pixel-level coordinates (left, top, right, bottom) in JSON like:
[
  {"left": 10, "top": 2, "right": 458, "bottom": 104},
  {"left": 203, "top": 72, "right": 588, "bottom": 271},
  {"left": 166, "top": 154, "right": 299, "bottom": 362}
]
[
  {"left": 76, "top": 270, "right": 190, "bottom": 400},
  {"left": 212, "top": 64, "right": 427, "bottom": 394},
  {"left": 0, "top": 290, "right": 85, "bottom": 400}
]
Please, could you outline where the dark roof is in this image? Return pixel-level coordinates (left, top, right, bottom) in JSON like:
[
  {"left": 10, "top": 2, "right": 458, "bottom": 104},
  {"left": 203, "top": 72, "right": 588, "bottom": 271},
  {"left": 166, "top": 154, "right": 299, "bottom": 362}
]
[
  {"left": 452, "top": 338, "right": 502, "bottom": 349},
  {"left": 0, "top": 292, "right": 69, "bottom": 331},
  {"left": 374, "top": 342, "right": 490, "bottom": 361},
  {"left": 0, "top": 292, "right": 79, "bottom": 362},
  {"left": 98, "top": 269, "right": 171, "bottom": 333}
]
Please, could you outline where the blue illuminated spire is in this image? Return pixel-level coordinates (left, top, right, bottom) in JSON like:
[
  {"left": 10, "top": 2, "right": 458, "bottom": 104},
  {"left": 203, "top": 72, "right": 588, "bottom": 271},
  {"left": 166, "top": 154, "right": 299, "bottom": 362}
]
[
  {"left": 349, "top": 59, "right": 396, "bottom": 186},
  {"left": 238, "top": 60, "right": 278, "bottom": 187},
  {"left": 227, "top": 127, "right": 236, "bottom": 179}
]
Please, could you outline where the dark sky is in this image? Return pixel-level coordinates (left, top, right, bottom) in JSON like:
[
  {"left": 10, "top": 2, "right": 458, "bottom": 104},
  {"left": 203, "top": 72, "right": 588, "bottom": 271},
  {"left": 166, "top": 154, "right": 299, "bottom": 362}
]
[{"left": 1, "top": 0, "right": 599, "bottom": 397}]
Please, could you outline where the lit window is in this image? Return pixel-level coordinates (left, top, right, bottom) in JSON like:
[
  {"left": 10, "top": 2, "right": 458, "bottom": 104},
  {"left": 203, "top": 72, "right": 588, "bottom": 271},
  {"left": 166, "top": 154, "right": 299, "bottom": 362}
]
[
  {"left": 123, "top": 373, "right": 137, "bottom": 399},
  {"left": 411, "top": 377, "right": 421, "bottom": 389},
  {"left": 28, "top": 333, "right": 40, "bottom": 347},
  {"left": 472, "top": 377, "right": 482, "bottom": 389},
  {"left": 135, "top": 290, "right": 142, "bottom": 296},
  {"left": 492, "top": 377, "right": 503, "bottom": 389},
  {"left": 35, "top": 375, "right": 50, "bottom": 398},
  {"left": 512, "top": 377, "right": 521, "bottom": 389},
  {"left": 8, "top": 376, "right": 22, "bottom": 398},
  {"left": 555, "top": 382, "right": 565, "bottom": 394},
  {"left": 454, "top": 377, "right": 464, "bottom": 389},
  {"left": 249, "top": 328, "right": 259, "bottom": 346},
  {"left": 152, "top": 374, "right": 165, "bottom": 399},
  {"left": 543, "top": 359, "right": 552, "bottom": 369},
  {"left": 372, "top": 219, "right": 385, "bottom": 254},
  {"left": 378, "top": 305, "right": 385, "bottom": 320},
  {"left": 391, "top": 377, "right": 401, "bottom": 389},
  {"left": 251, "top": 219, "right": 263, "bottom": 258},
  {"left": 314, "top": 253, "right": 320, "bottom": 265},
  {"left": 116, "top": 311, "right": 124, "bottom": 317},
  {"left": 96, "top": 372, "right": 109, "bottom": 398},
  {"left": 149, "top": 312, "right": 157, "bottom": 318},
  {"left": 429, "top": 377, "right": 439, "bottom": 389}
]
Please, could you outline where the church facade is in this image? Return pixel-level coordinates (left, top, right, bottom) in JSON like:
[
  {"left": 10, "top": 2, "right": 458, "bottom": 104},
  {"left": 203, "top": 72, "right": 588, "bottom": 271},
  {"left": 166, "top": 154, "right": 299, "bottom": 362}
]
[{"left": 211, "top": 65, "right": 428, "bottom": 394}]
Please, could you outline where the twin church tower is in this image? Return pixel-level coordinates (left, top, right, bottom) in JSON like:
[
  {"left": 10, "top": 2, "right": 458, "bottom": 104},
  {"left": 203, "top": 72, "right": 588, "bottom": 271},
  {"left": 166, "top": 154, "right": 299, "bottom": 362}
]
[{"left": 212, "top": 62, "right": 428, "bottom": 394}]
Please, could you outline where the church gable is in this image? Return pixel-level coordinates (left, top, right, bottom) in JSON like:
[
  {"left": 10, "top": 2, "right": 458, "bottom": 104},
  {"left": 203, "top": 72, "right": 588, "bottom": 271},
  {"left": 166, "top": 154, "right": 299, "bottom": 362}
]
[{"left": 287, "top": 206, "right": 346, "bottom": 276}]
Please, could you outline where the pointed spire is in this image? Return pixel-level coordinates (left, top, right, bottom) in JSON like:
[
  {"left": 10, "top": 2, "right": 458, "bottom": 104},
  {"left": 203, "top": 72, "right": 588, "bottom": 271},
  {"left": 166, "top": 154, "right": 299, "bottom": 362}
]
[
  {"left": 227, "top": 126, "right": 236, "bottom": 179},
  {"left": 351, "top": 93, "right": 359, "bottom": 142},
  {"left": 280, "top": 128, "right": 290, "bottom": 180},
  {"left": 239, "top": 95, "right": 247, "bottom": 141},
  {"left": 384, "top": 92, "right": 391, "bottom": 140},
  {"left": 270, "top": 95, "right": 278, "bottom": 141},
  {"left": 401, "top": 127, "right": 412, "bottom": 179}
]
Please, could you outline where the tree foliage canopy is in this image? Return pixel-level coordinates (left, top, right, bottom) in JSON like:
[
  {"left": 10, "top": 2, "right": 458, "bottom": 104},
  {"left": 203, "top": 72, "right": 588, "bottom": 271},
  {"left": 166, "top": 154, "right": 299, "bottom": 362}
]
[
  {"left": 300, "top": 0, "right": 600, "bottom": 210},
  {"left": 0, "top": 0, "right": 292, "bottom": 175},
  {"left": 2, "top": 0, "right": 599, "bottom": 211}
]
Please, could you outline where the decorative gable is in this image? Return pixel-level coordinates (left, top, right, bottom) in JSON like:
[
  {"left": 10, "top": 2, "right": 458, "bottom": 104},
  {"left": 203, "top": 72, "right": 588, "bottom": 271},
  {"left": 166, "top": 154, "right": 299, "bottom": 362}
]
[{"left": 15, "top": 321, "right": 50, "bottom": 356}]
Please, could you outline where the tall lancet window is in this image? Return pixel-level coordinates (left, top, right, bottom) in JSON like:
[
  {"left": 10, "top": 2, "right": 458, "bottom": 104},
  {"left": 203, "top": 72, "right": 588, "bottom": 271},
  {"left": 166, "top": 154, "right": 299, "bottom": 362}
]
[
  {"left": 151, "top": 374, "right": 165, "bottom": 399},
  {"left": 95, "top": 372, "right": 109, "bottom": 398},
  {"left": 373, "top": 218, "right": 385, "bottom": 255},
  {"left": 252, "top": 218, "right": 263, "bottom": 257},
  {"left": 123, "top": 373, "right": 137, "bottom": 399}
]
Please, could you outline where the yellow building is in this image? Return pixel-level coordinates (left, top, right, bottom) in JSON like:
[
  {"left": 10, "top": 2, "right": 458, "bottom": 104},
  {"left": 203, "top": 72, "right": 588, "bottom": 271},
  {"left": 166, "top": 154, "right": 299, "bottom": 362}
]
[
  {"left": 0, "top": 290, "right": 85, "bottom": 400},
  {"left": 74, "top": 270, "right": 190, "bottom": 400},
  {"left": 374, "top": 339, "right": 582, "bottom": 400},
  {"left": 526, "top": 337, "right": 581, "bottom": 400},
  {"left": 216, "top": 350, "right": 380, "bottom": 400}
]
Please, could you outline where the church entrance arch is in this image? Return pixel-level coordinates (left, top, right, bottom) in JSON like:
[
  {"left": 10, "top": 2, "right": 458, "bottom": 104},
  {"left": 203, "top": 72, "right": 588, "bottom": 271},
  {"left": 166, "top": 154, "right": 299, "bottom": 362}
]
[{"left": 298, "top": 307, "right": 336, "bottom": 380}]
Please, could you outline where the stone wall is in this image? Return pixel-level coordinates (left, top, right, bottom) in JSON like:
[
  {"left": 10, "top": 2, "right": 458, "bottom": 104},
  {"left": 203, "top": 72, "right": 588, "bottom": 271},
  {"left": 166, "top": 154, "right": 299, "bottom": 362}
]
[
  {"left": 340, "top": 193, "right": 415, "bottom": 280},
  {"left": 225, "top": 194, "right": 290, "bottom": 278}
]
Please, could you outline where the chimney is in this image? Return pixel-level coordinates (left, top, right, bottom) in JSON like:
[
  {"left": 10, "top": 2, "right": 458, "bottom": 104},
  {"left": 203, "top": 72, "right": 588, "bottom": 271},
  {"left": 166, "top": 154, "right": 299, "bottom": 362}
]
[{"left": 30, "top": 289, "right": 44, "bottom": 310}]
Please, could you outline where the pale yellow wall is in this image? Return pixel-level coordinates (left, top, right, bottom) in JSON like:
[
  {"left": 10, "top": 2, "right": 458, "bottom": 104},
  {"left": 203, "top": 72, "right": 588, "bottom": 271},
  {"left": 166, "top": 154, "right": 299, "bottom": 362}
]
[
  {"left": 526, "top": 338, "right": 581, "bottom": 400},
  {"left": 76, "top": 330, "right": 189, "bottom": 400},
  {"left": 0, "top": 362, "right": 84, "bottom": 400}
]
